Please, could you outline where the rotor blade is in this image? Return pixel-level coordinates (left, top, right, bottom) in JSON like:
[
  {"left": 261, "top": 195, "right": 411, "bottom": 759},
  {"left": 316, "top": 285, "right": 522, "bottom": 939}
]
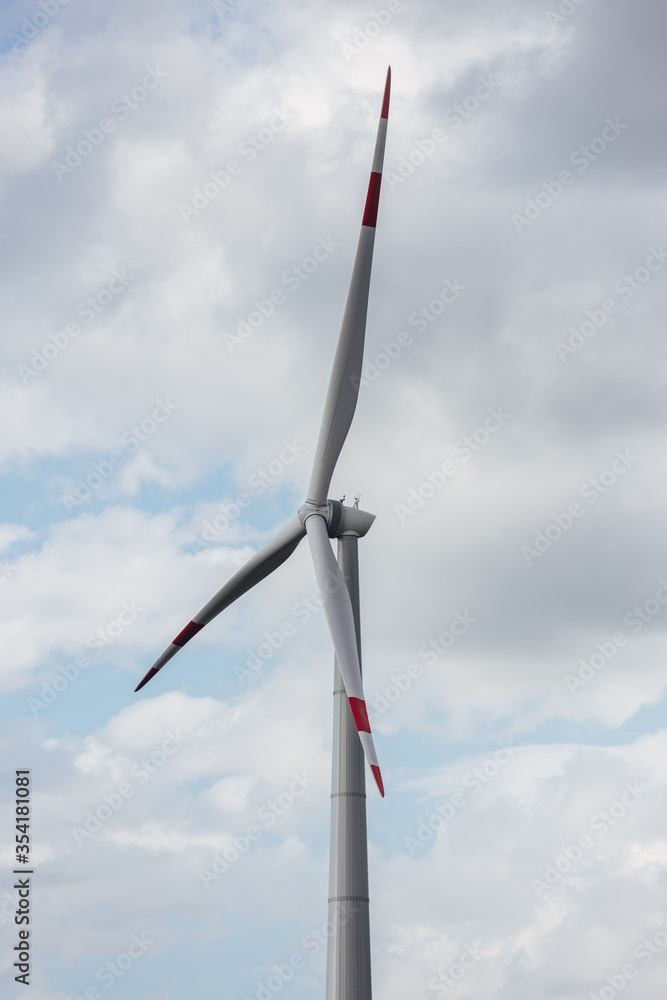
[
  {"left": 306, "top": 67, "right": 391, "bottom": 506},
  {"left": 135, "top": 517, "right": 306, "bottom": 692},
  {"left": 305, "top": 513, "right": 384, "bottom": 796}
]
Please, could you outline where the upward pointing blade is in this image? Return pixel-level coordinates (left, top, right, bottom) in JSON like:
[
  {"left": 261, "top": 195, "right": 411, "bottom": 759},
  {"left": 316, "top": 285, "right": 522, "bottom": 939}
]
[
  {"left": 305, "top": 513, "right": 384, "bottom": 796},
  {"left": 307, "top": 67, "right": 391, "bottom": 506},
  {"left": 135, "top": 517, "right": 306, "bottom": 692}
]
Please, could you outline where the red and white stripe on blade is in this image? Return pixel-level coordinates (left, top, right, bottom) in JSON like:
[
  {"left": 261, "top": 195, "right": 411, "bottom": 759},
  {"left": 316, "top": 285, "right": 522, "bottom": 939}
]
[
  {"left": 134, "top": 518, "right": 306, "bottom": 692},
  {"left": 306, "top": 67, "right": 391, "bottom": 507},
  {"left": 304, "top": 513, "right": 384, "bottom": 797}
]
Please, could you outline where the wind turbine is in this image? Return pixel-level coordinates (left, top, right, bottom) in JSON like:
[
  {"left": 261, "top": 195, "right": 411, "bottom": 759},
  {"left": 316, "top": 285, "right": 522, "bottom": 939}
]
[{"left": 135, "top": 67, "right": 392, "bottom": 999}]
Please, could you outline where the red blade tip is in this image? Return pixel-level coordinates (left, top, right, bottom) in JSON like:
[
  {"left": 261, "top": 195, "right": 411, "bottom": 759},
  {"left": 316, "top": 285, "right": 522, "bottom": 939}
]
[
  {"left": 134, "top": 667, "right": 159, "bottom": 693},
  {"left": 381, "top": 67, "right": 391, "bottom": 119},
  {"left": 371, "top": 765, "right": 385, "bottom": 797}
]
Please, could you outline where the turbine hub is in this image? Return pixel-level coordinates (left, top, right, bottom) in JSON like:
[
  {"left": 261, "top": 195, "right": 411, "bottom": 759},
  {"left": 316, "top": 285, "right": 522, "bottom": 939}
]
[
  {"left": 298, "top": 500, "right": 329, "bottom": 525},
  {"left": 298, "top": 500, "right": 375, "bottom": 538}
]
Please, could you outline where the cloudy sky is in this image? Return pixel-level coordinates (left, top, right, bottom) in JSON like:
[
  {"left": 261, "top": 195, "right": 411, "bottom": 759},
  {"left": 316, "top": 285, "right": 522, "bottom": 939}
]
[{"left": 2, "top": 0, "right": 667, "bottom": 997}]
